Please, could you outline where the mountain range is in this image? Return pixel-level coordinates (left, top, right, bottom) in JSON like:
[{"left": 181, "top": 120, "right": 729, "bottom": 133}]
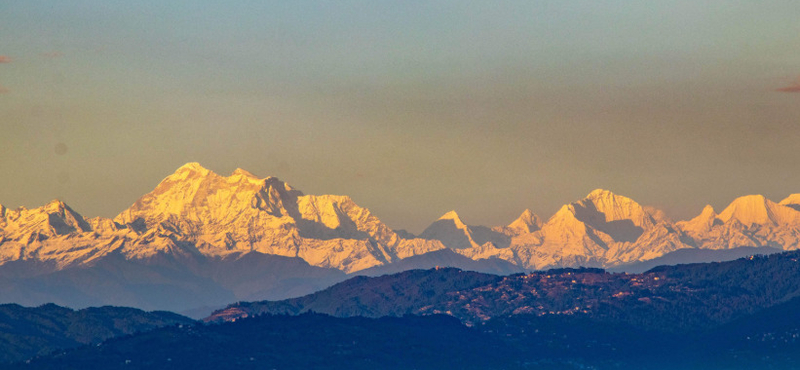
[{"left": 2, "top": 162, "right": 799, "bottom": 312}]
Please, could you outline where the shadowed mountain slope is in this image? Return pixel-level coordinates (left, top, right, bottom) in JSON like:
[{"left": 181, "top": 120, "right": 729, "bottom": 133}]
[
  {"left": 0, "top": 304, "right": 192, "bottom": 364},
  {"left": 210, "top": 250, "right": 800, "bottom": 334}
]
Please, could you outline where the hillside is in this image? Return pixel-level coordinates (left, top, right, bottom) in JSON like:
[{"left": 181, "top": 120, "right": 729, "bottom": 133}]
[
  {"left": 14, "top": 300, "right": 800, "bottom": 370},
  {"left": 11, "top": 314, "right": 518, "bottom": 370},
  {"left": 0, "top": 304, "right": 192, "bottom": 364},
  {"left": 210, "top": 250, "right": 800, "bottom": 333}
]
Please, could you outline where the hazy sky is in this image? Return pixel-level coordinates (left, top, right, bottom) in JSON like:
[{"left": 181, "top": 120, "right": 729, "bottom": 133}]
[{"left": 1, "top": 1, "right": 799, "bottom": 233}]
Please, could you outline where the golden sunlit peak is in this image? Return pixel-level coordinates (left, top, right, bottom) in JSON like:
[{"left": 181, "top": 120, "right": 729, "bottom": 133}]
[
  {"left": 508, "top": 209, "right": 542, "bottom": 232},
  {"left": 780, "top": 194, "right": 800, "bottom": 207},
  {"left": 231, "top": 168, "right": 258, "bottom": 179},
  {"left": 586, "top": 189, "right": 615, "bottom": 199},
  {"left": 511, "top": 209, "right": 540, "bottom": 225},
  {"left": 438, "top": 210, "right": 462, "bottom": 221},
  {"left": 44, "top": 199, "right": 69, "bottom": 210},
  {"left": 715, "top": 194, "right": 800, "bottom": 227},
  {"left": 435, "top": 210, "right": 471, "bottom": 231},
  {"left": 720, "top": 194, "right": 769, "bottom": 212},
  {"left": 176, "top": 162, "right": 208, "bottom": 173},
  {"left": 518, "top": 208, "right": 534, "bottom": 218}
]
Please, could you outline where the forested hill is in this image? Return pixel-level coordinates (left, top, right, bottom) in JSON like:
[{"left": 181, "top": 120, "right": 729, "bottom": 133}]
[
  {"left": 0, "top": 304, "right": 193, "bottom": 364},
  {"left": 210, "top": 251, "right": 800, "bottom": 333}
]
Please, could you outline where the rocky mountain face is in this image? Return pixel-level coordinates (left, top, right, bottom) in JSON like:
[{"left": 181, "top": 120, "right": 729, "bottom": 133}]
[{"left": 1, "top": 162, "right": 799, "bottom": 301}]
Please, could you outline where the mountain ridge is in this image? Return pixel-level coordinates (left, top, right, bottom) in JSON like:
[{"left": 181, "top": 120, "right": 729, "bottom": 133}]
[
  {"left": 208, "top": 250, "right": 800, "bottom": 330},
  {"left": 0, "top": 303, "right": 193, "bottom": 364},
  {"left": 2, "top": 162, "right": 800, "bottom": 309}
]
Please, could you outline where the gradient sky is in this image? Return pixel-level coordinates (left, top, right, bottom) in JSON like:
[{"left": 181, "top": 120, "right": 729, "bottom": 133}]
[{"left": 1, "top": 1, "right": 799, "bottom": 233}]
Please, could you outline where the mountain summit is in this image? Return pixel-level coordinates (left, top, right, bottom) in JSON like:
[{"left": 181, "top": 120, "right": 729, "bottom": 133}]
[
  {"left": 419, "top": 211, "right": 478, "bottom": 250},
  {"left": 780, "top": 194, "right": 800, "bottom": 211},
  {"left": 506, "top": 209, "right": 542, "bottom": 235},
  {"left": 717, "top": 194, "right": 800, "bottom": 226},
  {"left": 113, "top": 163, "right": 444, "bottom": 272}
]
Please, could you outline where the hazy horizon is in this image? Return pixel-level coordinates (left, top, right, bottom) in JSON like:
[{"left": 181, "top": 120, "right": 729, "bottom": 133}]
[{"left": 2, "top": 1, "right": 799, "bottom": 233}]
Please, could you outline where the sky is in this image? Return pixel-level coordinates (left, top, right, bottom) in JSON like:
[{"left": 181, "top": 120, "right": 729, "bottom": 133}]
[{"left": 1, "top": 1, "right": 799, "bottom": 233}]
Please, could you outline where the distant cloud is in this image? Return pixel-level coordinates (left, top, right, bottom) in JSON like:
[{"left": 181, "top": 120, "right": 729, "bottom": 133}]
[
  {"left": 776, "top": 78, "right": 800, "bottom": 93},
  {"left": 0, "top": 56, "right": 11, "bottom": 63},
  {"left": 42, "top": 51, "right": 63, "bottom": 59}
]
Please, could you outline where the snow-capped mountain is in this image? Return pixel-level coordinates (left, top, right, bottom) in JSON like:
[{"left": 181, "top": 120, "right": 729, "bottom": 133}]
[
  {"left": 0, "top": 200, "right": 125, "bottom": 269},
  {"left": 676, "top": 194, "right": 800, "bottom": 252},
  {"left": 114, "top": 162, "right": 443, "bottom": 272},
  {"left": 781, "top": 194, "right": 800, "bottom": 211},
  {"left": 502, "top": 209, "right": 543, "bottom": 235},
  {"left": 2, "top": 162, "right": 800, "bottom": 282},
  {"left": 478, "top": 189, "right": 689, "bottom": 270},
  {"left": 414, "top": 189, "right": 800, "bottom": 270},
  {"left": 0, "top": 162, "right": 447, "bottom": 279}
]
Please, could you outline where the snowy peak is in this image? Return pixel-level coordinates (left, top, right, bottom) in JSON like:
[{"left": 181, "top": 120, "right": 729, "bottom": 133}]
[
  {"left": 294, "top": 194, "right": 369, "bottom": 239},
  {"left": 586, "top": 188, "right": 614, "bottom": 199},
  {"left": 507, "top": 209, "right": 542, "bottom": 234},
  {"left": 115, "top": 163, "right": 298, "bottom": 227},
  {"left": 108, "top": 163, "right": 443, "bottom": 272},
  {"left": 178, "top": 161, "right": 206, "bottom": 172},
  {"left": 580, "top": 189, "right": 657, "bottom": 228},
  {"left": 524, "top": 189, "right": 684, "bottom": 270},
  {"left": 780, "top": 194, "right": 800, "bottom": 212},
  {"left": 438, "top": 210, "right": 469, "bottom": 229},
  {"left": 0, "top": 199, "right": 92, "bottom": 239},
  {"left": 717, "top": 195, "right": 800, "bottom": 227},
  {"left": 540, "top": 204, "right": 593, "bottom": 239},
  {"left": 439, "top": 210, "right": 459, "bottom": 220},
  {"left": 420, "top": 211, "right": 477, "bottom": 250},
  {"left": 421, "top": 211, "right": 516, "bottom": 253},
  {"left": 678, "top": 205, "right": 719, "bottom": 234},
  {"left": 548, "top": 189, "right": 660, "bottom": 243},
  {"left": 172, "top": 161, "right": 212, "bottom": 179},
  {"left": 674, "top": 196, "right": 800, "bottom": 252},
  {"left": 42, "top": 200, "right": 92, "bottom": 235},
  {"left": 3, "top": 162, "right": 799, "bottom": 274},
  {"left": 700, "top": 204, "right": 716, "bottom": 217},
  {"left": 231, "top": 168, "right": 258, "bottom": 179},
  {"left": 717, "top": 195, "right": 769, "bottom": 225}
]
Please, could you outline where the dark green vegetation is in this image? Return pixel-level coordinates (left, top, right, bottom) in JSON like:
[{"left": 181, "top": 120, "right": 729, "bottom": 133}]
[
  {"left": 6, "top": 251, "right": 800, "bottom": 369},
  {"left": 207, "top": 268, "right": 503, "bottom": 321},
  {"left": 478, "top": 295, "right": 800, "bottom": 369},
  {"left": 9, "top": 314, "right": 524, "bottom": 370},
  {"left": 211, "top": 251, "right": 800, "bottom": 333},
  {"left": 0, "top": 304, "right": 193, "bottom": 364},
  {"left": 10, "top": 303, "right": 800, "bottom": 370}
]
